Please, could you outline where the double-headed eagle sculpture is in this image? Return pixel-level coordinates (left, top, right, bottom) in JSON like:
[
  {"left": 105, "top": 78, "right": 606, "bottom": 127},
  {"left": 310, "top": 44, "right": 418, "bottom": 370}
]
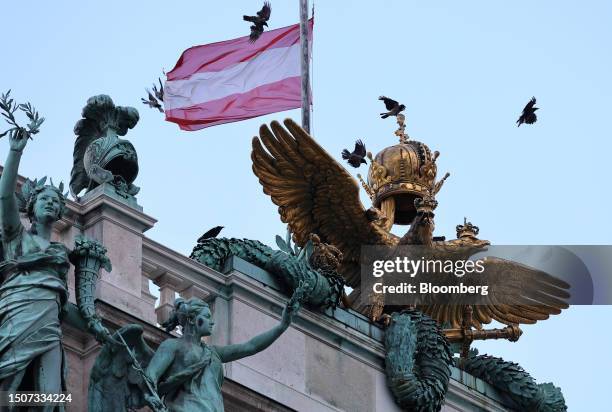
[{"left": 251, "top": 115, "right": 570, "bottom": 335}]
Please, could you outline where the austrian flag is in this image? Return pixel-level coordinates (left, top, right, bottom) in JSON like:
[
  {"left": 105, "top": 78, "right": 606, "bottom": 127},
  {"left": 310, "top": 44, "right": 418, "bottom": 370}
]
[{"left": 165, "top": 19, "right": 313, "bottom": 131}]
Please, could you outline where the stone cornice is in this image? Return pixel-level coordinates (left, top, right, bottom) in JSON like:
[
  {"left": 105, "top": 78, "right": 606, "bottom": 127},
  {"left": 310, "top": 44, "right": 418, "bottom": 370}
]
[{"left": 79, "top": 192, "right": 157, "bottom": 233}]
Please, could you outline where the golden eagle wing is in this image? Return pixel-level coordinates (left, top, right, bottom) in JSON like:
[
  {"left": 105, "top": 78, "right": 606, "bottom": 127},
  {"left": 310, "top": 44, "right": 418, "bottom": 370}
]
[
  {"left": 420, "top": 256, "right": 570, "bottom": 329},
  {"left": 251, "top": 118, "right": 397, "bottom": 286}
]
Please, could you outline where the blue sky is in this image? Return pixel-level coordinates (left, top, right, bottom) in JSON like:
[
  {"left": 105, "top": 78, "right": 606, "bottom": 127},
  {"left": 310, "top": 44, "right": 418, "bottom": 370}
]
[{"left": 2, "top": 1, "right": 611, "bottom": 409}]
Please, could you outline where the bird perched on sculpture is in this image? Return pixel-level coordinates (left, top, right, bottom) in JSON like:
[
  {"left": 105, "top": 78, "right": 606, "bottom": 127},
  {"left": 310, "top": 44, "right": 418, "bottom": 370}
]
[
  {"left": 379, "top": 96, "right": 405, "bottom": 119},
  {"left": 197, "top": 226, "right": 224, "bottom": 243},
  {"left": 516, "top": 97, "right": 538, "bottom": 126},
  {"left": 244, "top": 2, "right": 272, "bottom": 42},
  {"left": 342, "top": 139, "right": 367, "bottom": 168}
]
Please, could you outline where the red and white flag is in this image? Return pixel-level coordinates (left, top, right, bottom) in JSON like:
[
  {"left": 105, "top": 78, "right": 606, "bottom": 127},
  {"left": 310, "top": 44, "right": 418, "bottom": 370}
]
[{"left": 165, "top": 19, "right": 313, "bottom": 131}]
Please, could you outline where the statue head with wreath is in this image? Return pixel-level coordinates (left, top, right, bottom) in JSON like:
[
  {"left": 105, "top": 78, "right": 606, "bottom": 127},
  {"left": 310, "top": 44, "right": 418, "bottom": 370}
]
[{"left": 16, "top": 177, "right": 69, "bottom": 224}]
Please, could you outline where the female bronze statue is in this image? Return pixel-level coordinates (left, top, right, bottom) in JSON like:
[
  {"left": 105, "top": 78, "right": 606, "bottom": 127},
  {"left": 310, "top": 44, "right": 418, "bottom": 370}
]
[
  {"left": 88, "top": 288, "right": 304, "bottom": 412},
  {"left": 0, "top": 129, "right": 69, "bottom": 403},
  {"left": 150, "top": 294, "right": 300, "bottom": 412}
]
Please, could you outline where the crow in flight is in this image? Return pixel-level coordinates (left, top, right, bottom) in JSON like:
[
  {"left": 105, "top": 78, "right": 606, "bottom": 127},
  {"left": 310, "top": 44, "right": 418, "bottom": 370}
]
[
  {"left": 342, "top": 140, "right": 367, "bottom": 168},
  {"left": 141, "top": 90, "right": 163, "bottom": 113},
  {"left": 379, "top": 96, "right": 405, "bottom": 119},
  {"left": 244, "top": 2, "right": 272, "bottom": 43},
  {"left": 152, "top": 78, "right": 164, "bottom": 103},
  {"left": 516, "top": 97, "right": 538, "bottom": 127}
]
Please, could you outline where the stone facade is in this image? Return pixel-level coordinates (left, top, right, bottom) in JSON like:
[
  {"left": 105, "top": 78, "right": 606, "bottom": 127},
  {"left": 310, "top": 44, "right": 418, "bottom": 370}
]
[{"left": 41, "top": 182, "right": 511, "bottom": 411}]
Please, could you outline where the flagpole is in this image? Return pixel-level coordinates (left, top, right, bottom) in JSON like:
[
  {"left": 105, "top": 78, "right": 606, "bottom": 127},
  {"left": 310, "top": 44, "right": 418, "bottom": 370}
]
[{"left": 299, "top": 0, "right": 311, "bottom": 134}]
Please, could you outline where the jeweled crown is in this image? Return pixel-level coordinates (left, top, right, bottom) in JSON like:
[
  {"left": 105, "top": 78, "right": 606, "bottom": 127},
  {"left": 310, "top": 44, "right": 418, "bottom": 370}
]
[
  {"left": 456, "top": 218, "right": 480, "bottom": 238},
  {"left": 358, "top": 114, "right": 449, "bottom": 225}
]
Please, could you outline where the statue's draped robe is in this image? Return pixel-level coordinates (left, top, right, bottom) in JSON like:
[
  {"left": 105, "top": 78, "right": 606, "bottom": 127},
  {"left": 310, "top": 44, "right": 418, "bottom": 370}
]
[
  {"left": 162, "top": 345, "right": 224, "bottom": 412},
  {"left": 0, "top": 225, "right": 69, "bottom": 391}
]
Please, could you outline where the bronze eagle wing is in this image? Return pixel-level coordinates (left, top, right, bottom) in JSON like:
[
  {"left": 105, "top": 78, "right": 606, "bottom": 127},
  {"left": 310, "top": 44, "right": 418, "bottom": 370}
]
[{"left": 251, "top": 118, "right": 397, "bottom": 287}]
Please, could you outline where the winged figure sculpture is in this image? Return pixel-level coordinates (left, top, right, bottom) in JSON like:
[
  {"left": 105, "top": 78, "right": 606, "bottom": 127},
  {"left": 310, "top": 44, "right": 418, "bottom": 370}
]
[{"left": 251, "top": 118, "right": 570, "bottom": 330}]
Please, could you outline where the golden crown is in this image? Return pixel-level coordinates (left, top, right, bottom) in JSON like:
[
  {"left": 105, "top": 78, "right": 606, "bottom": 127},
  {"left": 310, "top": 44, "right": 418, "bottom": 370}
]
[
  {"left": 358, "top": 114, "right": 449, "bottom": 225},
  {"left": 456, "top": 218, "right": 480, "bottom": 238}
]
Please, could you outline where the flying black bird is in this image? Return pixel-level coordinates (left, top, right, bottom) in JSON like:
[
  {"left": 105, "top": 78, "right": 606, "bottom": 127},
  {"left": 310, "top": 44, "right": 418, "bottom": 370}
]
[
  {"left": 244, "top": 2, "right": 272, "bottom": 42},
  {"left": 197, "top": 226, "right": 224, "bottom": 243},
  {"left": 141, "top": 90, "right": 163, "bottom": 113},
  {"left": 379, "top": 96, "right": 405, "bottom": 119},
  {"left": 342, "top": 140, "right": 367, "bottom": 168},
  {"left": 152, "top": 78, "right": 164, "bottom": 103},
  {"left": 516, "top": 97, "right": 538, "bottom": 127}
]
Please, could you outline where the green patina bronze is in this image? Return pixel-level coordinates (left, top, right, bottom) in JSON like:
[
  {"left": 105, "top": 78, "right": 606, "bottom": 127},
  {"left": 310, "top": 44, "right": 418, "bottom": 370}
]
[
  {"left": 384, "top": 310, "right": 454, "bottom": 412},
  {"left": 190, "top": 236, "right": 459, "bottom": 411},
  {"left": 190, "top": 235, "right": 344, "bottom": 309},
  {"left": 89, "top": 286, "right": 306, "bottom": 412},
  {"left": 189, "top": 235, "right": 568, "bottom": 411},
  {"left": 0, "top": 120, "right": 112, "bottom": 406},
  {"left": 69, "top": 236, "right": 113, "bottom": 343},
  {"left": 0, "top": 90, "right": 45, "bottom": 141},
  {"left": 70, "top": 95, "right": 140, "bottom": 199},
  {"left": 459, "top": 349, "right": 567, "bottom": 411}
]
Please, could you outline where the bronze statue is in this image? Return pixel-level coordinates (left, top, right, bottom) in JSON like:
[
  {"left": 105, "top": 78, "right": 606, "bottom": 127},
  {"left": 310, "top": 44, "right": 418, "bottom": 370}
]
[
  {"left": 88, "top": 286, "right": 305, "bottom": 412},
  {"left": 0, "top": 97, "right": 112, "bottom": 407},
  {"left": 0, "top": 129, "right": 71, "bottom": 399},
  {"left": 70, "top": 95, "right": 140, "bottom": 199}
]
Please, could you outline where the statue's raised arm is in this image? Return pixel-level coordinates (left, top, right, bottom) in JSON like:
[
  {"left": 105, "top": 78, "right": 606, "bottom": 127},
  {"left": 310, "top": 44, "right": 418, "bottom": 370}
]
[
  {"left": 214, "top": 282, "right": 303, "bottom": 363},
  {"left": 0, "top": 91, "right": 45, "bottom": 241},
  {"left": 0, "top": 128, "right": 28, "bottom": 239}
]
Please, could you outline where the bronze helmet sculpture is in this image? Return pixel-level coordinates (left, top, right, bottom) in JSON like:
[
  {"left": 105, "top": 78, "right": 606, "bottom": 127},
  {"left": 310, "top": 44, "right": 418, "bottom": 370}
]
[{"left": 70, "top": 95, "right": 140, "bottom": 198}]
